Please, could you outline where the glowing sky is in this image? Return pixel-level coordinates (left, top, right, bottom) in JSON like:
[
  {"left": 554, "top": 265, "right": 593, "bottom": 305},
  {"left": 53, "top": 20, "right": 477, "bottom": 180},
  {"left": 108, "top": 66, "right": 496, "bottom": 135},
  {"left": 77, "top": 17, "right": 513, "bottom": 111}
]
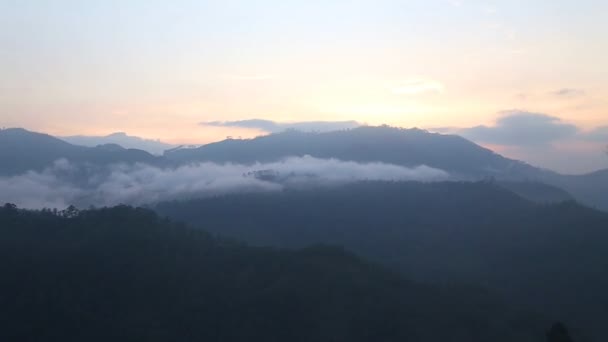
[{"left": 1, "top": 0, "right": 607, "bottom": 173}]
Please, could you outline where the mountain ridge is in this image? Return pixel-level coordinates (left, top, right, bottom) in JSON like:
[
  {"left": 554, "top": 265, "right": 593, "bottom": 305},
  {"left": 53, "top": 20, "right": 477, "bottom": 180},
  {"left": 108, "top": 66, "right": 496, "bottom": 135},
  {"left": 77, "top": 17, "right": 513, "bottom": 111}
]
[
  {"left": 162, "top": 126, "right": 608, "bottom": 210},
  {"left": 0, "top": 128, "right": 158, "bottom": 176},
  {"left": 2, "top": 126, "right": 606, "bottom": 210},
  {"left": 61, "top": 131, "right": 175, "bottom": 155}
]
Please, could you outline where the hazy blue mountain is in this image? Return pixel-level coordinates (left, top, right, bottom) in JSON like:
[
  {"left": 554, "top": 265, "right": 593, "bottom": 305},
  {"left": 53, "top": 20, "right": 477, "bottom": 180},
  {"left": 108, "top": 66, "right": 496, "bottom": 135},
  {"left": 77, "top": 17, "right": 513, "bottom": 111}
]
[
  {"left": 164, "top": 126, "right": 608, "bottom": 210},
  {"left": 3, "top": 126, "right": 606, "bottom": 210},
  {"left": 543, "top": 169, "right": 608, "bottom": 212},
  {"left": 61, "top": 132, "right": 175, "bottom": 155},
  {"left": 0, "top": 128, "right": 158, "bottom": 175},
  {"left": 165, "top": 126, "right": 539, "bottom": 178},
  {"left": 156, "top": 181, "right": 608, "bottom": 341},
  {"left": 0, "top": 204, "right": 548, "bottom": 342}
]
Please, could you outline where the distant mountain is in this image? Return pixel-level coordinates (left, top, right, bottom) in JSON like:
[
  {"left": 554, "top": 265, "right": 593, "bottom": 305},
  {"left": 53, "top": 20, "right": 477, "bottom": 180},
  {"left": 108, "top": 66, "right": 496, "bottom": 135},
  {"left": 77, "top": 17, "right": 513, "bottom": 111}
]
[
  {"left": 61, "top": 132, "right": 175, "bottom": 155},
  {"left": 3, "top": 126, "right": 606, "bottom": 210},
  {"left": 543, "top": 169, "right": 608, "bottom": 212},
  {"left": 0, "top": 128, "right": 158, "bottom": 176},
  {"left": 156, "top": 181, "right": 608, "bottom": 341},
  {"left": 164, "top": 126, "right": 608, "bottom": 210},
  {"left": 497, "top": 181, "right": 573, "bottom": 204},
  {"left": 165, "top": 126, "right": 538, "bottom": 178},
  {"left": 0, "top": 204, "right": 548, "bottom": 342}
]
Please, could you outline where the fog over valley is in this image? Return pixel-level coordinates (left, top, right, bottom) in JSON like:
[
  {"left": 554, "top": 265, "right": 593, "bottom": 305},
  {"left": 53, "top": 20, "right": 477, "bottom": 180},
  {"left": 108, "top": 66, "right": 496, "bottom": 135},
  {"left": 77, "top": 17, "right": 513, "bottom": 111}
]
[
  {"left": 0, "top": 157, "right": 448, "bottom": 209},
  {"left": 1, "top": 1, "right": 606, "bottom": 340}
]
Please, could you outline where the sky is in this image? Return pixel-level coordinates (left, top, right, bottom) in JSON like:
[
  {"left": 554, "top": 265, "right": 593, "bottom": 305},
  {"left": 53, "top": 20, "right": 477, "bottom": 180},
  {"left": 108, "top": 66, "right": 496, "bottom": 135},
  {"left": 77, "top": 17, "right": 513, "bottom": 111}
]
[{"left": 1, "top": 0, "right": 607, "bottom": 173}]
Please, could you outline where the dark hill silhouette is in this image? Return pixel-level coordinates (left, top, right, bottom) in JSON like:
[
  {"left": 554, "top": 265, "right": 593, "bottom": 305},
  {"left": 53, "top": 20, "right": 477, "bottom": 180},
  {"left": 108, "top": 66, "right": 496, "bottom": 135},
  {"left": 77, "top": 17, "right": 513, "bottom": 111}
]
[
  {"left": 156, "top": 181, "right": 607, "bottom": 341},
  {"left": 0, "top": 204, "right": 548, "bottom": 342}
]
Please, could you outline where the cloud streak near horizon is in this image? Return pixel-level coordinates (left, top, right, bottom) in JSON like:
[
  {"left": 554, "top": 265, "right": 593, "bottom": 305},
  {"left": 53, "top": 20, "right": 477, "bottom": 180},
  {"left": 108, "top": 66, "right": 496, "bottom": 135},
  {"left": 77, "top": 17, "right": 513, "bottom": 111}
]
[
  {"left": 0, "top": 157, "right": 449, "bottom": 209},
  {"left": 458, "top": 111, "right": 579, "bottom": 146},
  {"left": 432, "top": 110, "right": 608, "bottom": 173},
  {"left": 201, "top": 119, "right": 361, "bottom": 133}
]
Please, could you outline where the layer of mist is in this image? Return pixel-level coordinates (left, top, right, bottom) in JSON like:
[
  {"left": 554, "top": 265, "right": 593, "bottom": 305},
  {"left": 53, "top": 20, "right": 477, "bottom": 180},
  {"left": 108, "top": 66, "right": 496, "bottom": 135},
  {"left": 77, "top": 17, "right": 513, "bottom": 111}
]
[{"left": 0, "top": 156, "right": 449, "bottom": 209}]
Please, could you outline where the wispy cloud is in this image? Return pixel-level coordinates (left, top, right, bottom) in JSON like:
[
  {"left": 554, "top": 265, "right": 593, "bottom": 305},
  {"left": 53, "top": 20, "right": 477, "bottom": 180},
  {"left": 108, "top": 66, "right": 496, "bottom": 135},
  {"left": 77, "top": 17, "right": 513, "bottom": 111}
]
[
  {"left": 552, "top": 88, "right": 586, "bottom": 98},
  {"left": 431, "top": 112, "right": 608, "bottom": 173},
  {"left": 434, "top": 111, "right": 607, "bottom": 147},
  {"left": 201, "top": 119, "right": 361, "bottom": 133},
  {"left": 390, "top": 79, "right": 445, "bottom": 95},
  {"left": 458, "top": 111, "right": 579, "bottom": 146}
]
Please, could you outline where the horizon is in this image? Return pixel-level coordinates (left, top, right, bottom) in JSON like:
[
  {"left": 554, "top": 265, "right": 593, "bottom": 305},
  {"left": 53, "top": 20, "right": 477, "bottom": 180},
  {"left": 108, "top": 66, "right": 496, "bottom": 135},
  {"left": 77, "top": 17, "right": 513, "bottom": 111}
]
[
  {"left": 1, "top": 1, "right": 607, "bottom": 173},
  {"left": 2, "top": 123, "right": 607, "bottom": 175}
]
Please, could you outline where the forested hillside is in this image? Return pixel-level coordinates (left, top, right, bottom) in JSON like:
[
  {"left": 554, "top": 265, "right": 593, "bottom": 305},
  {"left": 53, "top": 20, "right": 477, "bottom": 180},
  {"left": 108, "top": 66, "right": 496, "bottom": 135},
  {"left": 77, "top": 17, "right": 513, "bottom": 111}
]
[
  {"left": 156, "top": 181, "right": 607, "bottom": 341},
  {"left": 0, "top": 204, "right": 553, "bottom": 342}
]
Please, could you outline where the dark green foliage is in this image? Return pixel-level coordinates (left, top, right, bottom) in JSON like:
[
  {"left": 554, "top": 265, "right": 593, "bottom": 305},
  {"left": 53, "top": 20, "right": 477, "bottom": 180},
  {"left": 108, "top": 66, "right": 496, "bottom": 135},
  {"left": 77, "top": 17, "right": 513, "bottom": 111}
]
[
  {"left": 0, "top": 204, "right": 546, "bottom": 342},
  {"left": 156, "top": 181, "right": 607, "bottom": 341}
]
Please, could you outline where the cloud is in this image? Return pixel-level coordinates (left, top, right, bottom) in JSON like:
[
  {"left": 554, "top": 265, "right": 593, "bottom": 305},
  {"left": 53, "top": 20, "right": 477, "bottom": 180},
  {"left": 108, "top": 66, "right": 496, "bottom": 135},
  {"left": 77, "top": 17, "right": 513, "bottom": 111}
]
[
  {"left": 552, "top": 88, "right": 586, "bottom": 98},
  {"left": 458, "top": 111, "right": 579, "bottom": 146},
  {"left": 432, "top": 111, "right": 607, "bottom": 173},
  {"left": 0, "top": 157, "right": 449, "bottom": 209},
  {"left": 201, "top": 119, "right": 361, "bottom": 133},
  {"left": 582, "top": 126, "right": 608, "bottom": 142},
  {"left": 0, "top": 160, "right": 82, "bottom": 209},
  {"left": 390, "top": 79, "right": 444, "bottom": 95}
]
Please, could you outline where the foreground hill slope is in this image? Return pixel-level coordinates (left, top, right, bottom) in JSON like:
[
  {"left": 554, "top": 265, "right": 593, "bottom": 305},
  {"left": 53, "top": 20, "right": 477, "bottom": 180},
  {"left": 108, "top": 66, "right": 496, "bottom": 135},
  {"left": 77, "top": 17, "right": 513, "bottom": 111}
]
[
  {"left": 156, "top": 181, "right": 608, "bottom": 341},
  {"left": 0, "top": 204, "right": 547, "bottom": 342}
]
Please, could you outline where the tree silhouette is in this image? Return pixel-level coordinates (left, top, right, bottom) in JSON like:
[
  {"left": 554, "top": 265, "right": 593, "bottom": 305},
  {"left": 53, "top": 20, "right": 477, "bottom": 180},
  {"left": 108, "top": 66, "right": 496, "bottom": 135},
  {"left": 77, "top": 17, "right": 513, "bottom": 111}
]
[
  {"left": 2, "top": 203, "right": 17, "bottom": 211},
  {"left": 60, "top": 205, "right": 79, "bottom": 218},
  {"left": 546, "top": 322, "right": 573, "bottom": 342}
]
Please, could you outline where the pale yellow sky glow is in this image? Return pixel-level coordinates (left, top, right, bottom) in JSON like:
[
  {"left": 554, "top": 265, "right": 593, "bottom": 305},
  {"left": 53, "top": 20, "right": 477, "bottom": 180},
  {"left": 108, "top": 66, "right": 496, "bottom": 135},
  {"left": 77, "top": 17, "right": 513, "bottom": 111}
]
[{"left": 1, "top": 0, "right": 607, "bottom": 172}]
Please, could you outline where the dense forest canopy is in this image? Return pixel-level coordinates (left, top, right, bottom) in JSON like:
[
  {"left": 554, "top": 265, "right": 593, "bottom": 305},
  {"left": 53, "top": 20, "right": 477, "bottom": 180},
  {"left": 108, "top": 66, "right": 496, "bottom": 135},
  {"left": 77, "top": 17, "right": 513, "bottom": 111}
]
[{"left": 0, "top": 204, "right": 555, "bottom": 341}]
